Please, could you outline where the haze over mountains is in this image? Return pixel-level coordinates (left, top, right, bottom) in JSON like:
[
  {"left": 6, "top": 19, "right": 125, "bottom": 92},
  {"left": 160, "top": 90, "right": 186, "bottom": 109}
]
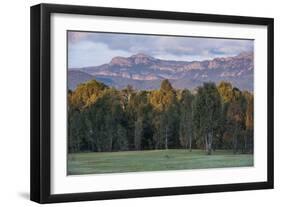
[{"left": 68, "top": 52, "right": 254, "bottom": 91}]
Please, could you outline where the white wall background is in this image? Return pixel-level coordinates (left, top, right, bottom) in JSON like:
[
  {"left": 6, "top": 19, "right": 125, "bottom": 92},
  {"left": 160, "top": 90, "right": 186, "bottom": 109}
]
[{"left": 0, "top": 0, "right": 279, "bottom": 206}]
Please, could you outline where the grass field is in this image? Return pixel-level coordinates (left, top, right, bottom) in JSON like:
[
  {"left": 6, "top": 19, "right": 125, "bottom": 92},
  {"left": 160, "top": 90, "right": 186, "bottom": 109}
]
[{"left": 67, "top": 149, "right": 253, "bottom": 175}]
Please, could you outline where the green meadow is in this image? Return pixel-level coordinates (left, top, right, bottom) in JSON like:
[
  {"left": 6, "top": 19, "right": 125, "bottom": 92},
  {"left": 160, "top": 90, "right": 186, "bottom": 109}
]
[{"left": 67, "top": 149, "right": 253, "bottom": 175}]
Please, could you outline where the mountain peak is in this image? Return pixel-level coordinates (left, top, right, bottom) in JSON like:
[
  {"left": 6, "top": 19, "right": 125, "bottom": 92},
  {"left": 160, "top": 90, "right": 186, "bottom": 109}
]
[
  {"left": 129, "top": 53, "right": 155, "bottom": 65},
  {"left": 110, "top": 56, "right": 132, "bottom": 66},
  {"left": 236, "top": 51, "right": 253, "bottom": 59},
  {"left": 109, "top": 53, "right": 155, "bottom": 66},
  {"left": 131, "top": 53, "right": 153, "bottom": 58}
]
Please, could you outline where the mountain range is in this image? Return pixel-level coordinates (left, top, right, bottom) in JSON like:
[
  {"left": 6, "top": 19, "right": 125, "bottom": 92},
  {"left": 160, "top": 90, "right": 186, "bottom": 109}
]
[{"left": 68, "top": 52, "right": 254, "bottom": 91}]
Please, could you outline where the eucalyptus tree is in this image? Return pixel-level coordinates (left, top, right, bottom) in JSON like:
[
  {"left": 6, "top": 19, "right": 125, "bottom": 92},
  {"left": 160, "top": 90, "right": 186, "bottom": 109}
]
[
  {"left": 179, "top": 89, "right": 194, "bottom": 151},
  {"left": 193, "top": 83, "right": 222, "bottom": 155}
]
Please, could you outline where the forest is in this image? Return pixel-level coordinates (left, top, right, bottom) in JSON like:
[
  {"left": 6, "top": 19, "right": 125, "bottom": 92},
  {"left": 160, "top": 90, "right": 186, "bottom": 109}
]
[{"left": 68, "top": 79, "right": 254, "bottom": 155}]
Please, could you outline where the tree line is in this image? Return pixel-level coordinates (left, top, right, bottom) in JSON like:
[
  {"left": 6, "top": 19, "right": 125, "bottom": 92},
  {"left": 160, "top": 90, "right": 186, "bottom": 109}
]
[{"left": 68, "top": 79, "right": 253, "bottom": 155}]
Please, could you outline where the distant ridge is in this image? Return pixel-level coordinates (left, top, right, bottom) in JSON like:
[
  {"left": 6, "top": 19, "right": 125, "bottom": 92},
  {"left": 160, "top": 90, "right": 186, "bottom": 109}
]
[{"left": 68, "top": 52, "right": 254, "bottom": 91}]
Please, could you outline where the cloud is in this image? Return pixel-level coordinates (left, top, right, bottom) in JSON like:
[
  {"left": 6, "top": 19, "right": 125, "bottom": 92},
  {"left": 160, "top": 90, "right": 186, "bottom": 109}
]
[
  {"left": 68, "top": 32, "right": 90, "bottom": 43},
  {"left": 68, "top": 40, "right": 132, "bottom": 68},
  {"left": 68, "top": 31, "right": 253, "bottom": 67}
]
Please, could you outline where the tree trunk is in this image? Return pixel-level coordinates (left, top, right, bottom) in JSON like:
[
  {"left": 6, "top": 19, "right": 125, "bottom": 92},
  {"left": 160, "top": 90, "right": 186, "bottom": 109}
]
[
  {"left": 244, "top": 135, "right": 248, "bottom": 154},
  {"left": 205, "top": 134, "right": 208, "bottom": 153},
  {"left": 233, "top": 126, "right": 238, "bottom": 154},
  {"left": 76, "top": 136, "right": 80, "bottom": 152},
  {"left": 207, "top": 132, "right": 212, "bottom": 155},
  {"left": 165, "top": 126, "right": 168, "bottom": 150},
  {"left": 189, "top": 135, "right": 192, "bottom": 152}
]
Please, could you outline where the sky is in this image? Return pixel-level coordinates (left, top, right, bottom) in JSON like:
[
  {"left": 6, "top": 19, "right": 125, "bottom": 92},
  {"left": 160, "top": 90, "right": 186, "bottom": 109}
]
[{"left": 68, "top": 31, "right": 253, "bottom": 68}]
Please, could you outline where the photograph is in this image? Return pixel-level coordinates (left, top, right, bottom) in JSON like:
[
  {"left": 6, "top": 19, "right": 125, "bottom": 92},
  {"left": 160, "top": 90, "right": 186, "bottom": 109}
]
[
  {"left": 67, "top": 31, "right": 254, "bottom": 175},
  {"left": 29, "top": 3, "right": 273, "bottom": 203}
]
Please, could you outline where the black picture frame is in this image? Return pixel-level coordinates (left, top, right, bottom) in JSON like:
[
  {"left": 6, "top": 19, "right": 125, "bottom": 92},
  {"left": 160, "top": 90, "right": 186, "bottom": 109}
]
[{"left": 30, "top": 3, "right": 274, "bottom": 204}]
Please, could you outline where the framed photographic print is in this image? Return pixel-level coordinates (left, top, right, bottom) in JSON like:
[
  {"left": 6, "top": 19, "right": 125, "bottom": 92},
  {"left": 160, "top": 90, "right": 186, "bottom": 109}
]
[{"left": 30, "top": 3, "right": 274, "bottom": 203}]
